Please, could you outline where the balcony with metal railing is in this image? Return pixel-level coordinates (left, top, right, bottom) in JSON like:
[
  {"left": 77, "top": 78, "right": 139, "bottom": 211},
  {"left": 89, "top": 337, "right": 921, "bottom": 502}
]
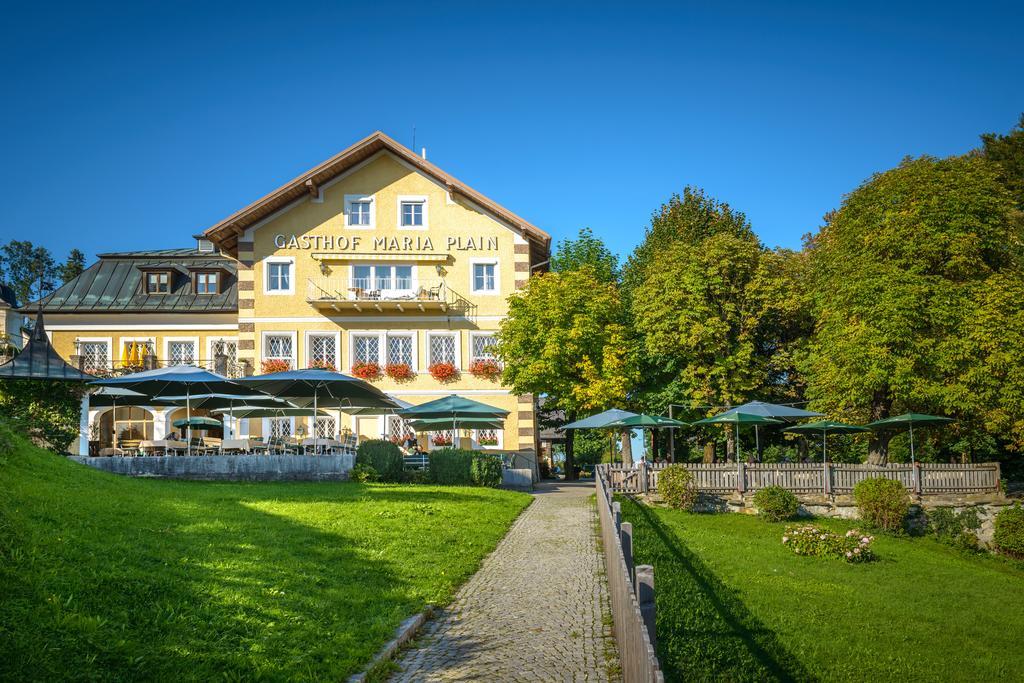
[
  {"left": 70, "top": 356, "right": 252, "bottom": 379},
  {"left": 305, "top": 277, "right": 474, "bottom": 314}
]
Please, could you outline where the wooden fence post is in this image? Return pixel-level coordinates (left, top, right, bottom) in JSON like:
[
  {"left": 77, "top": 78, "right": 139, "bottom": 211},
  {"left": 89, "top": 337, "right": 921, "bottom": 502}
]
[
  {"left": 621, "top": 521, "right": 634, "bottom": 584},
  {"left": 613, "top": 501, "right": 622, "bottom": 532},
  {"left": 737, "top": 461, "right": 746, "bottom": 494},
  {"left": 640, "top": 460, "right": 649, "bottom": 495},
  {"left": 635, "top": 564, "right": 657, "bottom": 650},
  {"left": 824, "top": 462, "right": 832, "bottom": 495}
]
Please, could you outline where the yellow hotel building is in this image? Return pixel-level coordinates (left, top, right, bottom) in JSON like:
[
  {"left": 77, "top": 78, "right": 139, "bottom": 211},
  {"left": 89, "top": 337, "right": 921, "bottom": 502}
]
[{"left": 37, "top": 132, "right": 550, "bottom": 470}]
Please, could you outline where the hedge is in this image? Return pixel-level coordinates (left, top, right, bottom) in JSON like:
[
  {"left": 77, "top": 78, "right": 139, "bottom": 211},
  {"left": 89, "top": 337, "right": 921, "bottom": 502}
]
[
  {"left": 355, "top": 440, "right": 404, "bottom": 482},
  {"left": 428, "top": 448, "right": 503, "bottom": 487}
]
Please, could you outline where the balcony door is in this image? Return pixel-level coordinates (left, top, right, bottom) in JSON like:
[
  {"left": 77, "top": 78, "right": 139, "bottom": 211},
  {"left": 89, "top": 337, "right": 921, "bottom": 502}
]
[{"left": 351, "top": 265, "right": 414, "bottom": 299}]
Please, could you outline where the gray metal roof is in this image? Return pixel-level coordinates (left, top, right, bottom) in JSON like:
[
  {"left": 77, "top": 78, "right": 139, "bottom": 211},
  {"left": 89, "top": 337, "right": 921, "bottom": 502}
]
[{"left": 27, "top": 249, "right": 237, "bottom": 313}]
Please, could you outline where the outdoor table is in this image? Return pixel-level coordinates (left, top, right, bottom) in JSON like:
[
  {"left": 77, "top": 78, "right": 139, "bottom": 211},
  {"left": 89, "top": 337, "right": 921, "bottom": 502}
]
[
  {"left": 301, "top": 438, "right": 343, "bottom": 454},
  {"left": 222, "top": 438, "right": 256, "bottom": 453},
  {"left": 141, "top": 440, "right": 187, "bottom": 455}
]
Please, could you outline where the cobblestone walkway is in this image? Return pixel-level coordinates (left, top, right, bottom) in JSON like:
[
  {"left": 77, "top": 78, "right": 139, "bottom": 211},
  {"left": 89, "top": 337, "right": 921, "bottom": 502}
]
[{"left": 390, "top": 481, "right": 618, "bottom": 682}]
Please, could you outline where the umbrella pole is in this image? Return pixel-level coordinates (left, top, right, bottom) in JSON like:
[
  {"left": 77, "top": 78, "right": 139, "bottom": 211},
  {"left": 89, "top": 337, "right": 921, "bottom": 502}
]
[
  {"left": 313, "top": 388, "right": 318, "bottom": 455},
  {"left": 909, "top": 423, "right": 915, "bottom": 465},
  {"left": 755, "top": 426, "right": 760, "bottom": 462},
  {"left": 822, "top": 429, "right": 828, "bottom": 495},
  {"left": 186, "top": 389, "right": 192, "bottom": 456}
]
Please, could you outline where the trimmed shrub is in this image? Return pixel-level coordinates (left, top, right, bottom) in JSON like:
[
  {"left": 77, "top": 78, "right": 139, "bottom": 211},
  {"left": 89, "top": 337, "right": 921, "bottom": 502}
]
[
  {"left": 993, "top": 504, "right": 1024, "bottom": 558},
  {"left": 753, "top": 485, "right": 800, "bottom": 522},
  {"left": 926, "top": 507, "right": 981, "bottom": 551},
  {"left": 355, "top": 439, "right": 404, "bottom": 482},
  {"left": 854, "top": 477, "right": 910, "bottom": 532},
  {"left": 659, "top": 465, "right": 699, "bottom": 511},
  {"left": 471, "top": 453, "right": 503, "bottom": 487},
  {"left": 428, "top": 448, "right": 474, "bottom": 485},
  {"left": 350, "top": 463, "right": 379, "bottom": 483},
  {"left": 782, "top": 524, "right": 875, "bottom": 563}
]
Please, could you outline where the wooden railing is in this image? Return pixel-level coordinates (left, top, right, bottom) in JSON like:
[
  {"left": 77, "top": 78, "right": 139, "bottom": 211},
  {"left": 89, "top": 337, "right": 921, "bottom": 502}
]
[
  {"left": 604, "top": 461, "right": 1002, "bottom": 496},
  {"left": 595, "top": 467, "right": 664, "bottom": 683}
]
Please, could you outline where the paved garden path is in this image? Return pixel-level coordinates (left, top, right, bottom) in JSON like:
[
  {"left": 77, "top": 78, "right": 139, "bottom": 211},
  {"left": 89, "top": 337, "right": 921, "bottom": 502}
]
[{"left": 390, "top": 481, "right": 619, "bottom": 682}]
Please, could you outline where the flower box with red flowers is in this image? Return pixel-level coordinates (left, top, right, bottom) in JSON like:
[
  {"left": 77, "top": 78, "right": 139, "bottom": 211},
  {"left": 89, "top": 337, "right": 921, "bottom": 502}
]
[
  {"left": 307, "top": 358, "right": 336, "bottom": 371},
  {"left": 468, "top": 358, "right": 501, "bottom": 380},
  {"left": 350, "top": 361, "right": 381, "bottom": 380},
  {"left": 385, "top": 362, "right": 414, "bottom": 381},
  {"left": 428, "top": 362, "right": 459, "bottom": 382},
  {"left": 431, "top": 434, "right": 453, "bottom": 447},
  {"left": 261, "top": 358, "right": 291, "bottom": 374}
]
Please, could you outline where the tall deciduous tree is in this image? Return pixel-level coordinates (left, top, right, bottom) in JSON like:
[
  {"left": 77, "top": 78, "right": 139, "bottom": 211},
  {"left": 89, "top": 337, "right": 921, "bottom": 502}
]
[
  {"left": 804, "top": 155, "right": 1024, "bottom": 463},
  {"left": 0, "top": 240, "right": 56, "bottom": 306},
  {"left": 495, "top": 268, "right": 636, "bottom": 479},
  {"left": 980, "top": 113, "right": 1024, "bottom": 209},
  {"left": 551, "top": 227, "right": 619, "bottom": 282}
]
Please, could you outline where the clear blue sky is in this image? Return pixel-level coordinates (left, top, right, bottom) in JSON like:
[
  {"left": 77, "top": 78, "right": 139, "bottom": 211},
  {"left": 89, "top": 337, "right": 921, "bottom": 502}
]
[{"left": 1, "top": 1, "right": 1021, "bottom": 265}]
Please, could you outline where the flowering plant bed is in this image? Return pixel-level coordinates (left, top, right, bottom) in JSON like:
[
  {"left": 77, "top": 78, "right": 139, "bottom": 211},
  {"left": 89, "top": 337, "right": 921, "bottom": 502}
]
[
  {"left": 350, "top": 361, "right": 381, "bottom": 380},
  {"left": 261, "top": 359, "right": 291, "bottom": 374},
  {"left": 385, "top": 362, "right": 414, "bottom": 381},
  {"left": 468, "top": 358, "right": 501, "bottom": 380},
  {"left": 478, "top": 435, "right": 499, "bottom": 446},
  {"left": 307, "top": 359, "right": 336, "bottom": 371},
  {"left": 782, "top": 524, "right": 875, "bottom": 563},
  {"left": 431, "top": 434, "right": 453, "bottom": 447},
  {"left": 428, "top": 362, "right": 459, "bottom": 382}
]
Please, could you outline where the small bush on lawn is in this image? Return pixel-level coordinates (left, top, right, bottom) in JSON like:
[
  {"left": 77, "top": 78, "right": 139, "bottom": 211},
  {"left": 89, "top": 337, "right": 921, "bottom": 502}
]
[
  {"left": 753, "top": 485, "right": 801, "bottom": 522},
  {"left": 927, "top": 507, "right": 981, "bottom": 551},
  {"left": 350, "top": 463, "right": 379, "bottom": 483},
  {"left": 993, "top": 504, "right": 1024, "bottom": 558},
  {"left": 429, "top": 448, "right": 474, "bottom": 485},
  {"left": 854, "top": 477, "right": 910, "bottom": 532},
  {"left": 471, "top": 453, "right": 503, "bottom": 487},
  {"left": 660, "top": 465, "right": 699, "bottom": 511},
  {"left": 782, "top": 524, "right": 875, "bottom": 563},
  {"left": 355, "top": 439, "right": 404, "bottom": 482}
]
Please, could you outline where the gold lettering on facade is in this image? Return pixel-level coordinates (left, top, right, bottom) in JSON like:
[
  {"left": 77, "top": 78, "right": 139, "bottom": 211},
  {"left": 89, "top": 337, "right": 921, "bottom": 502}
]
[{"left": 272, "top": 234, "right": 485, "bottom": 252}]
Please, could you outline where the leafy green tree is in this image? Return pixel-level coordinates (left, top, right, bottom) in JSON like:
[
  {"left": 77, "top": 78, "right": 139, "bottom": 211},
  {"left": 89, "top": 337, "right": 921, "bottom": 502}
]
[
  {"left": 0, "top": 379, "right": 86, "bottom": 452},
  {"left": 59, "top": 249, "right": 86, "bottom": 284},
  {"left": 980, "top": 113, "right": 1024, "bottom": 209},
  {"left": 495, "top": 268, "right": 637, "bottom": 479},
  {"left": 551, "top": 227, "right": 619, "bottom": 282},
  {"left": 804, "top": 155, "right": 1024, "bottom": 463},
  {"left": 0, "top": 240, "right": 56, "bottom": 305}
]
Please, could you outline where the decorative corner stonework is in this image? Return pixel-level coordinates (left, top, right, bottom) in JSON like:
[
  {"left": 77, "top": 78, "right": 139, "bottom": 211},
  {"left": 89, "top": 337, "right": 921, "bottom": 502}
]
[{"left": 238, "top": 322, "right": 255, "bottom": 333}]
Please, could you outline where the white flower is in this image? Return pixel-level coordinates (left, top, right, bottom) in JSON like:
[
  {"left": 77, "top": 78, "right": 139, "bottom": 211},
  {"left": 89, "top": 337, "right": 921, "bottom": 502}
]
[
  {"left": 853, "top": 547, "right": 861, "bottom": 554},
  {"left": 845, "top": 551, "right": 853, "bottom": 558},
  {"left": 782, "top": 536, "right": 789, "bottom": 543}
]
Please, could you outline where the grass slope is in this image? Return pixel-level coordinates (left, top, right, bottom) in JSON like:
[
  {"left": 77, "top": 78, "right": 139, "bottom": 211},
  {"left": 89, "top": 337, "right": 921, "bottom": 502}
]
[
  {"left": 622, "top": 499, "right": 1024, "bottom": 682},
  {"left": 0, "top": 437, "right": 530, "bottom": 681}
]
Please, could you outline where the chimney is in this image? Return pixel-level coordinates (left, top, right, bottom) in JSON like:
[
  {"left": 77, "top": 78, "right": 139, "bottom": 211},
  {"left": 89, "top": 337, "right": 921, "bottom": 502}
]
[{"left": 421, "top": 147, "right": 427, "bottom": 160}]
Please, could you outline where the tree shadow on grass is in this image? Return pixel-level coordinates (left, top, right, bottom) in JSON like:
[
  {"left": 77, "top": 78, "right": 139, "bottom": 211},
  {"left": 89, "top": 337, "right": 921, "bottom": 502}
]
[{"left": 624, "top": 500, "right": 814, "bottom": 683}]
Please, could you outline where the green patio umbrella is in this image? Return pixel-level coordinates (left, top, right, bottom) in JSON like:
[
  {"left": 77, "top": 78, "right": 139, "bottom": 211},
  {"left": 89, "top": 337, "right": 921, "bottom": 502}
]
[
  {"left": 210, "top": 406, "right": 330, "bottom": 419},
  {"left": 172, "top": 416, "right": 222, "bottom": 430},
  {"left": 408, "top": 416, "right": 506, "bottom": 431},
  {"left": 783, "top": 420, "right": 870, "bottom": 492},
  {"left": 602, "top": 414, "right": 688, "bottom": 429},
  {"left": 866, "top": 413, "right": 953, "bottom": 464},
  {"left": 399, "top": 395, "right": 509, "bottom": 445},
  {"left": 692, "top": 412, "right": 782, "bottom": 462}
]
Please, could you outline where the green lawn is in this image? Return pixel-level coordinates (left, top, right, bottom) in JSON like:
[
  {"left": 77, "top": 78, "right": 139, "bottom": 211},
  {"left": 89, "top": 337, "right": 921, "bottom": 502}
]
[
  {"left": 0, "top": 437, "right": 530, "bottom": 681},
  {"left": 621, "top": 498, "right": 1024, "bottom": 682}
]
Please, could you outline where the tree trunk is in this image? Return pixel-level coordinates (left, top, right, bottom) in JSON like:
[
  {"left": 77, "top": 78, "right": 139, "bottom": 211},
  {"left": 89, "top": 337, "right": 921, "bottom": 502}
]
[
  {"left": 702, "top": 440, "right": 716, "bottom": 463},
  {"left": 620, "top": 430, "right": 633, "bottom": 466},
  {"left": 796, "top": 436, "right": 808, "bottom": 463},
  {"left": 651, "top": 430, "right": 661, "bottom": 461},
  {"left": 725, "top": 432, "right": 736, "bottom": 462},
  {"left": 564, "top": 428, "right": 577, "bottom": 481},
  {"left": 866, "top": 389, "right": 893, "bottom": 465}
]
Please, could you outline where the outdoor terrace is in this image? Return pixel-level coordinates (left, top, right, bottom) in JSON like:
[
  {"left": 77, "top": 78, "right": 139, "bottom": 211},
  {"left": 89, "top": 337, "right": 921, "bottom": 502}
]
[{"left": 305, "top": 277, "right": 474, "bottom": 314}]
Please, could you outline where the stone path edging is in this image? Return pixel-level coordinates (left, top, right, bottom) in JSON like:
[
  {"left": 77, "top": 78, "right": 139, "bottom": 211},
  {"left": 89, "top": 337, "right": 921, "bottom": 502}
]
[{"left": 348, "top": 607, "right": 435, "bottom": 683}]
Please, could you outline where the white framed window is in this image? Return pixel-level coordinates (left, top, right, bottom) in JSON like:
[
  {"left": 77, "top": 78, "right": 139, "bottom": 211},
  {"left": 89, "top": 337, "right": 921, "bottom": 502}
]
[
  {"left": 386, "top": 333, "right": 415, "bottom": 369},
  {"left": 78, "top": 338, "right": 112, "bottom": 372},
  {"left": 470, "top": 332, "right": 498, "bottom": 363},
  {"left": 119, "top": 337, "right": 156, "bottom": 363},
  {"left": 350, "top": 264, "right": 414, "bottom": 297},
  {"left": 263, "top": 331, "right": 296, "bottom": 369},
  {"left": 164, "top": 337, "right": 199, "bottom": 366},
  {"left": 474, "top": 428, "right": 503, "bottom": 449},
  {"left": 207, "top": 337, "right": 238, "bottom": 364},
  {"left": 387, "top": 414, "right": 416, "bottom": 441},
  {"left": 470, "top": 259, "right": 499, "bottom": 294},
  {"left": 428, "top": 428, "right": 456, "bottom": 450},
  {"left": 306, "top": 331, "right": 339, "bottom": 370},
  {"left": 345, "top": 194, "right": 376, "bottom": 229},
  {"left": 351, "top": 333, "right": 381, "bottom": 365},
  {"left": 266, "top": 417, "right": 293, "bottom": 440},
  {"left": 195, "top": 271, "right": 219, "bottom": 295},
  {"left": 427, "top": 331, "right": 459, "bottom": 367},
  {"left": 397, "top": 195, "right": 428, "bottom": 230},
  {"left": 264, "top": 257, "right": 294, "bottom": 295},
  {"left": 312, "top": 415, "right": 337, "bottom": 439}
]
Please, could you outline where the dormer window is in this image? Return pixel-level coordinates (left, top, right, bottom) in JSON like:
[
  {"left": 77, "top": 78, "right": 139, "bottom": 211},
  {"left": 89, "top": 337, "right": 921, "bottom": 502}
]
[
  {"left": 194, "top": 271, "right": 220, "bottom": 295},
  {"left": 146, "top": 272, "right": 170, "bottom": 294}
]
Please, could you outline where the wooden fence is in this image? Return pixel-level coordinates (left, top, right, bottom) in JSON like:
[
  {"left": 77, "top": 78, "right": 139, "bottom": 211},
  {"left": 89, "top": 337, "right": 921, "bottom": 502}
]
[
  {"left": 596, "top": 469, "right": 664, "bottom": 683},
  {"left": 603, "top": 461, "right": 1002, "bottom": 496}
]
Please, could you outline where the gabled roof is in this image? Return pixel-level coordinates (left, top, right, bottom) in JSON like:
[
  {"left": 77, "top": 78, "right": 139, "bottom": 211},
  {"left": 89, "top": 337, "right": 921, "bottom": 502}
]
[
  {"left": 202, "top": 131, "right": 551, "bottom": 261},
  {"left": 26, "top": 250, "right": 237, "bottom": 314}
]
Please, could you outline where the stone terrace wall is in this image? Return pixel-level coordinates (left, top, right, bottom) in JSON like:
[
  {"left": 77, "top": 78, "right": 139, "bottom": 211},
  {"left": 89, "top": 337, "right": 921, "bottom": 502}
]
[{"left": 70, "top": 454, "right": 354, "bottom": 481}]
